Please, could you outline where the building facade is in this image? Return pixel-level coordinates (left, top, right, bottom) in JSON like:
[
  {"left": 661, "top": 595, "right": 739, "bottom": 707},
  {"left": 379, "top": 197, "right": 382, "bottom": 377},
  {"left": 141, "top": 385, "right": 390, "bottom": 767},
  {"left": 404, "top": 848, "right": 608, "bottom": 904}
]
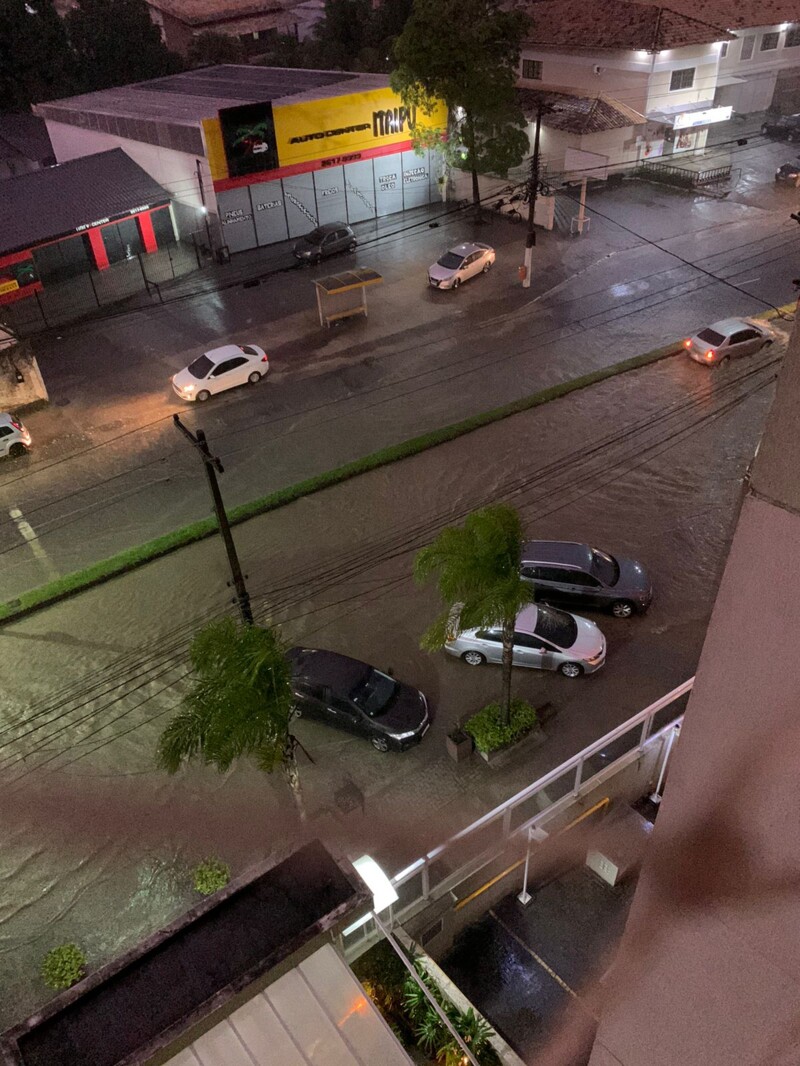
[{"left": 34, "top": 67, "right": 447, "bottom": 258}]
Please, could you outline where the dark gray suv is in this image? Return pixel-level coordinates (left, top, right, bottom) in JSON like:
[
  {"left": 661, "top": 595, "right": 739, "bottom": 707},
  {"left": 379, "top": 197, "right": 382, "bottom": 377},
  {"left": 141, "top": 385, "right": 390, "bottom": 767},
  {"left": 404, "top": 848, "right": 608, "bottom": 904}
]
[
  {"left": 520, "top": 541, "right": 653, "bottom": 618},
  {"left": 293, "top": 222, "right": 357, "bottom": 263}
]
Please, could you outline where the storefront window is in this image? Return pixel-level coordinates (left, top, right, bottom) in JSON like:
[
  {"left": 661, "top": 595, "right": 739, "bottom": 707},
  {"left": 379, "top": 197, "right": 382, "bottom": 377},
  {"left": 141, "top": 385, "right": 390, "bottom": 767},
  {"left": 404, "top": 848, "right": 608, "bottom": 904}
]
[
  {"left": 101, "top": 218, "right": 144, "bottom": 264},
  {"left": 33, "top": 236, "right": 91, "bottom": 284},
  {"left": 150, "top": 206, "right": 176, "bottom": 247}
]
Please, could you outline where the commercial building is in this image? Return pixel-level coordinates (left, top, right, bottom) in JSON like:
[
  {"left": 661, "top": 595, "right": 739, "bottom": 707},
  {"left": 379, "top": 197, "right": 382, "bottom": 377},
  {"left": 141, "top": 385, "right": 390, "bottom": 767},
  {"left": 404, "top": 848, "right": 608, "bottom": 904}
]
[
  {"left": 34, "top": 65, "right": 447, "bottom": 257},
  {"left": 0, "top": 148, "right": 172, "bottom": 310},
  {"left": 514, "top": 0, "right": 800, "bottom": 176}
]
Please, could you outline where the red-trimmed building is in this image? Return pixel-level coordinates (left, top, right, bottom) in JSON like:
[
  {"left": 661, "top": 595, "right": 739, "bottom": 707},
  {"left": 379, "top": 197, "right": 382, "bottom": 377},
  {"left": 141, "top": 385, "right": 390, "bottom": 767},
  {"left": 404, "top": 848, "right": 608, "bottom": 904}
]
[{"left": 0, "top": 149, "right": 173, "bottom": 308}]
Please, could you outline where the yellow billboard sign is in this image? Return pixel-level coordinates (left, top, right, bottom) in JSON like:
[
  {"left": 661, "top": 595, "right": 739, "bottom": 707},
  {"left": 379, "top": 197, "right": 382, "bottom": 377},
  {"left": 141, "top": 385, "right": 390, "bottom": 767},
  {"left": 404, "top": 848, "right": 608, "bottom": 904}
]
[
  {"left": 204, "top": 86, "right": 448, "bottom": 185},
  {"left": 273, "top": 87, "right": 447, "bottom": 169},
  {"left": 0, "top": 279, "right": 20, "bottom": 297}
]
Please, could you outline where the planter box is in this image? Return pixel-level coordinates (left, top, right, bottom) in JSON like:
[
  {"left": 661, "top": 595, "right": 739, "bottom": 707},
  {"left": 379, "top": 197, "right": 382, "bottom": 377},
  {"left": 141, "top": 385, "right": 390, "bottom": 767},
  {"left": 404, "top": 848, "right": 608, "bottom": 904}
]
[
  {"left": 476, "top": 724, "right": 547, "bottom": 767},
  {"left": 446, "top": 729, "right": 474, "bottom": 763}
]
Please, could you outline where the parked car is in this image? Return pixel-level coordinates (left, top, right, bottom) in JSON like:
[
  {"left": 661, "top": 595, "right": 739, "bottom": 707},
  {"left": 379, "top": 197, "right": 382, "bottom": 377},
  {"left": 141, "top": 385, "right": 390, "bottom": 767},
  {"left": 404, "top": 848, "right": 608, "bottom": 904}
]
[
  {"left": 761, "top": 114, "right": 800, "bottom": 142},
  {"left": 287, "top": 647, "right": 430, "bottom": 752},
  {"left": 445, "top": 604, "right": 605, "bottom": 678},
  {"left": 0, "top": 412, "right": 31, "bottom": 458},
  {"left": 520, "top": 541, "right": 653, "bottom": 618},
  {"left": 683, "top": 317, "right": 773, "bottom": 366},
  {"left": 775, "top": 161, "right": 800, "bottom": 185},
  {"left": 293, "top": 222, "right": 357, "bottom": 263},
  {"left": 428, "top": 242, "right": 495, "bottom": 290},
  {"left": 172, "top": 344, "right": 269, "bottom": 402}
]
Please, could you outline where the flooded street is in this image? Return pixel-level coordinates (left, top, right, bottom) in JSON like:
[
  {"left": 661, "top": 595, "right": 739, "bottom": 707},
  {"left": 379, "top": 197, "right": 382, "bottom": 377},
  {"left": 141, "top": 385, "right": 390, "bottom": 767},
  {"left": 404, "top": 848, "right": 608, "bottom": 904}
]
[{"left": 0, "top": 335, "right": 784, "bottom": 1026}]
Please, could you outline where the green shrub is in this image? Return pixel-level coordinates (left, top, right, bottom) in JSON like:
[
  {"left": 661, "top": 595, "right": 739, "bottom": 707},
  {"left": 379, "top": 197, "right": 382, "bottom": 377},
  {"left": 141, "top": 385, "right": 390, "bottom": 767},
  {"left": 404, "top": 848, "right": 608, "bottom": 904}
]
[
  {"left": 463, "top": 699, "right": 538, "bottom": 754},
  {"left": 192, "top": 857, "right": 230, "bottom": 896},
  {"left": 41, "top": 943, "right": 86, "bottom": 990}
]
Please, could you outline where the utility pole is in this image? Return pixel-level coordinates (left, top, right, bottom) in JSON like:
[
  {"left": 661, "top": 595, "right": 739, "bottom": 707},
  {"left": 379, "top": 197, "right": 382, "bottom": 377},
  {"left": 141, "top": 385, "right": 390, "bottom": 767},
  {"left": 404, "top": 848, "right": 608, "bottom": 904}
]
[
  {"left": 196, "top": 158, "right": 213, "bottom": 255},
  {"left": 173, "top": 414, "right": 253, "bottom": 626},
  {"left": 522, "top": 101, "right": 547, "bottom": 290}
]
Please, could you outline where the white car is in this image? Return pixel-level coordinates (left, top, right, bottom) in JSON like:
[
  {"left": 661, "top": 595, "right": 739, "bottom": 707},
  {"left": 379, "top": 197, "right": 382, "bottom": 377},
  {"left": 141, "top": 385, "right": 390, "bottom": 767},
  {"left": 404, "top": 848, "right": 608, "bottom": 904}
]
[
  {"left": 172, "top": 344, "right": 269, "bottom": 402},
  {"left": 0, "top": 411, "right": 32, "bottom": 458},
  {"left": 683, "top": 318, "right": 773, "bottom": 366},
  {"left": 428, "top": 242, "right": 495, "bottom": 290},
  {"left": 445, "top": 603, "right": 606, "bottom": 678}
]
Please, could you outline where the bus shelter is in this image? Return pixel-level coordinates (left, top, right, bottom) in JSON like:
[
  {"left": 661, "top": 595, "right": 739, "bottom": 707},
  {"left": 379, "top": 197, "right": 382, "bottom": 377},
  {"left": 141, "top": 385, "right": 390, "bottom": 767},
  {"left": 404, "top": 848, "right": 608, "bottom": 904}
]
[{"left": 312, "top": 268, "right": 383, "bottom": 328}]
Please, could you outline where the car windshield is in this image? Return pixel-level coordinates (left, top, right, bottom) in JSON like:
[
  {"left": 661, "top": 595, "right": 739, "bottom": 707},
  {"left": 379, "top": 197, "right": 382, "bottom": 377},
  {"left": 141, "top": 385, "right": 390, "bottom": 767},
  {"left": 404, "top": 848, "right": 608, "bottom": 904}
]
[
  {"left": 437, "top": 252, "right": 465, "bottom": 270},
  {"left": 350, "top": 668, "right": 398, "bottom": 717},
  {"left": 304, "top": 228, "right": 325, "bottom": 243},
  {"left": 590, "top": 548, "right": 620, "bottom": 586},
  {"left": 187, "top": 355, "right": 214, "bottom": 379},
  {"left": 697, "top": 327, "right": 726, "bottom": 346},
  {"left": 534, "top": 605, "right": 578, "bottom": 649}
]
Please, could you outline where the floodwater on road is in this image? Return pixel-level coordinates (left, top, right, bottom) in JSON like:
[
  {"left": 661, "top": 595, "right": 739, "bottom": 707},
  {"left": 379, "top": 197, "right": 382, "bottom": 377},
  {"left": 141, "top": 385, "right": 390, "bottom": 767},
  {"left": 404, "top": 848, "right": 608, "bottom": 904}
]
[{"left": 0, "top": 336, "right": 784, "bottom": 1028}]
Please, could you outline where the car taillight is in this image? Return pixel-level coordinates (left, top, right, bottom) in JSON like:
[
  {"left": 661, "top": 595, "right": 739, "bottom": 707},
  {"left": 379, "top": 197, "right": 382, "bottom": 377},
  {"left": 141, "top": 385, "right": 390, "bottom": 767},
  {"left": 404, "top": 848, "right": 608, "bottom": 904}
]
[
  {"left": 683, "top": 339, "right": 691, "bottom": 348},
  {"left": 9, "top": 417, "right": 21, "bottom": 430},
  {"left": 261, "top": 354, "right": 268, "bottom": 362},
  {"left": 705, "top": 350, "right": 715, "bottom": 360}
]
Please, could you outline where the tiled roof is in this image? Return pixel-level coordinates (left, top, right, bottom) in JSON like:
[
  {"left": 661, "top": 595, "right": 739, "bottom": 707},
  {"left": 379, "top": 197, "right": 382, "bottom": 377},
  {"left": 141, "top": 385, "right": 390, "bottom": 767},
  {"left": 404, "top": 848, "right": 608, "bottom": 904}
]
[
  {"left": 515, "top": 0, "right": 735, "bottom": 50},
  {"left": 146, "top": 0, "right": 298, "bottom": 25},
  {"left": 517, "top": 87, "right": 647, "bottom": 132},
  {"left": 0, "top": 114, "right": 54, "bottom": 165},
  {"left": 631, "top": 0, "right": 798, "bottom": 30},
  {"left": 0, "top": 149, "right": 170, "bottom": 256}
]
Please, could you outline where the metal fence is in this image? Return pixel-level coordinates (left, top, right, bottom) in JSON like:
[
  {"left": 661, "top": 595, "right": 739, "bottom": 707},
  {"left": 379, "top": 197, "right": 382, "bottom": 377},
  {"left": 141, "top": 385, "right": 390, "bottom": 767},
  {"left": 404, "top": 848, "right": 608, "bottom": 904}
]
[
  {"left": 342, "top": 678, "right": 694, "bottom": 959},
  {"left": 636, "top": 160, "right": 733, "bottom": 189},
  {"left": 3, "top": 237, "right": 203, "bottom": 336}
]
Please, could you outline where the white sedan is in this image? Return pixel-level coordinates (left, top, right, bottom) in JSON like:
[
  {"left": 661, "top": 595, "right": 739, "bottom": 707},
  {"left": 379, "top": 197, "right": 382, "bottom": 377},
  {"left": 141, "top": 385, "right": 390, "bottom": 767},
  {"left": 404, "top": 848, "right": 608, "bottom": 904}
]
[
  {"left": 428, "top": 242, "right": 495, "bottom": 290},
  {"left": 172, "top": 344, "right": 269, "bottom": 402},
  {"left": 683, "top": 318, "right": 773, "bottom": 366}
]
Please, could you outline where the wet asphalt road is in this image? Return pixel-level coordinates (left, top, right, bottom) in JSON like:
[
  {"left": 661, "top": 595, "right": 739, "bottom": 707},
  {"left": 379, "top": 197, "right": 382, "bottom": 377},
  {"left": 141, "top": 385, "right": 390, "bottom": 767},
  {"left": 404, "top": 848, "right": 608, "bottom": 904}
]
[
  {"left": 0, "top": 336, "right": 784, "bottom": 1026},
  {"left": 0, "top": 140, "right": 798, "bottom": 600}
]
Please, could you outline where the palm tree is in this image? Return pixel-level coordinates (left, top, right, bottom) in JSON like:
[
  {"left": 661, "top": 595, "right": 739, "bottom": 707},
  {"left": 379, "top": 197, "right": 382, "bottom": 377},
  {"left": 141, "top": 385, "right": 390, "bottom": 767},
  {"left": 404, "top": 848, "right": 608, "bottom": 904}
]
[
  {"left": 414, "top": 503, "right": 534, "bottom": 727},
  {"left": 157, "top": 617, "right": 306, "bottom": 820}
]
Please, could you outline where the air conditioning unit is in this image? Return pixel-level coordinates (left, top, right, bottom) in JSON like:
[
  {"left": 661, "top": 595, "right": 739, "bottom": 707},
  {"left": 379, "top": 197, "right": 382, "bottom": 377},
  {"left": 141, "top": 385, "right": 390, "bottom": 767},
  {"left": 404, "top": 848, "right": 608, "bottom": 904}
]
[{"left": 593, "top": 64, "right": 604, "bottom": 76}]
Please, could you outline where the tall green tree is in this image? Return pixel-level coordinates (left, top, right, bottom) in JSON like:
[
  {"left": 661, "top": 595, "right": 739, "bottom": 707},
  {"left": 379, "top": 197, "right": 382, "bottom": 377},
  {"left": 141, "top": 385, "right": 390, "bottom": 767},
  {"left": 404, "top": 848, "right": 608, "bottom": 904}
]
[
  {"left": 157, "top": 618, "right": 306, "bottom": 820},
  {"left": 0, "top": 0, "right": 77, "bottom": 111},
  {"left": 187, "top": 31, "right": 245, "bottom": 69},
  {"left": 305, "top": 0, "right": 372, "bottom": 70},
  {"left": 66, "top": 0, "right": 182, "bottom": 93},
  {"left": 391, "top": 0, "right": 529, "bottom": 208},
  {"left": 414, "top": 504, "right": 534, "bottom": 727}
]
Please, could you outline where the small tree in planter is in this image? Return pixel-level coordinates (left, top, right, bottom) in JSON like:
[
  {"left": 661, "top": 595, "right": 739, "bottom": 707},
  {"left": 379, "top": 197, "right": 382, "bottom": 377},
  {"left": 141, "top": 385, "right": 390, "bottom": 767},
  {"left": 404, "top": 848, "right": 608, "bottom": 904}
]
[
  {"left": 464, "top": 697, "right": 538, "bottom": 756},
  {"left": 41, "top": 943, "right": 86, "bottom": 990},
  {"left": 192, "top": 857, "right": 230, "bottom": 896},
  {"left": 414, "top": 504, "right": 535, "bottom": 727}
]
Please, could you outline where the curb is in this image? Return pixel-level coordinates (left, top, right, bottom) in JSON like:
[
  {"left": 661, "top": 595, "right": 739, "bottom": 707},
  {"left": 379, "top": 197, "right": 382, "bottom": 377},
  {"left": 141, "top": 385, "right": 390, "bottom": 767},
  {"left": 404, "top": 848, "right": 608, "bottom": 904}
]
[{"left": 0, "top": 339, "right": 710, "bottom": 625}]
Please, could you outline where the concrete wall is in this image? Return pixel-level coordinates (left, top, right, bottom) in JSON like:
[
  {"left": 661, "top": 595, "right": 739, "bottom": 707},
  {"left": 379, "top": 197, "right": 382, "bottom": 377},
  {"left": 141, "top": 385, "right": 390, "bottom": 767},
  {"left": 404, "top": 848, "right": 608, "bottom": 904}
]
[
  {"left": 0, "top": 343, "right": 48, "bottom": 410},
  {"left": 520, "top": 50, "right": 651, "bottom": 113}
]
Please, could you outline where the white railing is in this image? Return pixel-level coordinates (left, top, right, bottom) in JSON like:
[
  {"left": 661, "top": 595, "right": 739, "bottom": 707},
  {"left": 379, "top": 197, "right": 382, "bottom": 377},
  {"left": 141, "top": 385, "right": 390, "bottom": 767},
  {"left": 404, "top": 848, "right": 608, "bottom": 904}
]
[{"left": 343, "top": 678, "right": 693, "bottom": 955}]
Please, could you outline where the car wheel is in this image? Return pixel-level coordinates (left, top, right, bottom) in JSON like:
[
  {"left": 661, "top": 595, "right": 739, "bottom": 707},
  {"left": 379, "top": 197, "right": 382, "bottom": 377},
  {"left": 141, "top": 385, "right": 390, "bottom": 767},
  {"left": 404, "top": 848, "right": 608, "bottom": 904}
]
[
  {"left": 763, "top": 338, "right": 774, "bottom": 348},
  {"left": 293, "top": 704, "right": 303, "bottom": 718},
  {"left": 196, "top": 389, "right": 211, "bottom": 402},
  {"left": 559, "top": 662, "right": 583, "bottom": 678},
  {"left": 371, "top": 735, "right": 390, "bottom": 753},
  {"left": 482, "top": 260, "right": 492, "bottom": 273},
  {"left": 462, "top": 650, "right": 486, "bottom": 666},
  {"left": 452, "top": 277, "right": 461, "bottom": 290},
  {"left": 8, "top": 443, "right": 26, "bottom": 459},
  {"left": 611, "top": 599, "right": 635, "bottom": 619},
  {"left": 348, "top": 240, "right": 357, "bottom": 252},
  {"left": 248, "top": 371, "right": 261, "bottom": 384}
]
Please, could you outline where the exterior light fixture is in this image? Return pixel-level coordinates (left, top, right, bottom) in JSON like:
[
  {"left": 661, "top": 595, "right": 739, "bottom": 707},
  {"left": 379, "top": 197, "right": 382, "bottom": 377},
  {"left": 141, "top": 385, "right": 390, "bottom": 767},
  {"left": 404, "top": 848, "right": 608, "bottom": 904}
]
[{"left": 352, "top": 855, "right": 398, "bottom": 912}]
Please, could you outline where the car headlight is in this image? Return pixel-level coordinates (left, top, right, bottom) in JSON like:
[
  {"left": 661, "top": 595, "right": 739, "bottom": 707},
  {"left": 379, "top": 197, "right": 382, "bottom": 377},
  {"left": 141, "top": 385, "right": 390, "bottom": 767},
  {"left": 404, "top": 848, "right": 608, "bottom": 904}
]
[{"left": 389, "top": 729, "right": 417, "bottom": 740}]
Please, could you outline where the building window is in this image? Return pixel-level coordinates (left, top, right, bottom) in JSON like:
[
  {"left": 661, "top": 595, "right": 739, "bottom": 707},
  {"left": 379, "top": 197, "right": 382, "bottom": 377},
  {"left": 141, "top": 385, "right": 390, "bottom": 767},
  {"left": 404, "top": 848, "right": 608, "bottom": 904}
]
[
  {"left": 669, "top": 68, "right": 695, "bottom": 91},
  {"left": 521, "top": 59, "right": 542, "bottom": 80},
  {"left": 760, "top": 31, "right": 780, "bottom": 51},
  {"left": 719, "top": 41, "right": 728, "bottom": 58},
  {"left": 740, "top": 36, "right": 755, "bottom": 60},
  {"left": 786, "top": 25, "right": 800, "bottom": 47}
]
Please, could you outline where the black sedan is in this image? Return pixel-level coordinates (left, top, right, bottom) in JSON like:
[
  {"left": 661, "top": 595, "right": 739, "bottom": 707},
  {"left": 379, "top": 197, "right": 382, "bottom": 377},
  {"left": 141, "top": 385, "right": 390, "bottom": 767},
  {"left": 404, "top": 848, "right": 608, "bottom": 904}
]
[
  {"left": 761, "top": 114, "right": 800, "bottom": 142},
  {"left": 775, "top": 161, "right": 800, "bottom": 185},
  {"left": 288, "top": 647, "right": 430, "bottom": 752}
]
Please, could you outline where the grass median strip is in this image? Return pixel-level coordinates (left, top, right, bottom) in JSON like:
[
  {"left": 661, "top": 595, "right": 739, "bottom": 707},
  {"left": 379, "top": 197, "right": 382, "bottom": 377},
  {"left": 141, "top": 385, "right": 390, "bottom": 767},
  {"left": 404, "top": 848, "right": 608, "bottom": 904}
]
[{"left": 0, "top": 342, "right": 682, "bottom": 624}]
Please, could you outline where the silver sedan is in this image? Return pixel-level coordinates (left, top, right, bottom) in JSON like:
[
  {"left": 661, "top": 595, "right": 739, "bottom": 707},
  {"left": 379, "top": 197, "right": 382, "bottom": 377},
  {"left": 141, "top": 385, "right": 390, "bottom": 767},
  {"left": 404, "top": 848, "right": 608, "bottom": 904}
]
[
  {"left": 428, "top": 242, "right": 495, "bottom": 290},
  {"left": 683, "top": 317, "right": 773, "bottom": 366},
  {"left": 445, "top": 604, "right": 606, "bottom": 678}
]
